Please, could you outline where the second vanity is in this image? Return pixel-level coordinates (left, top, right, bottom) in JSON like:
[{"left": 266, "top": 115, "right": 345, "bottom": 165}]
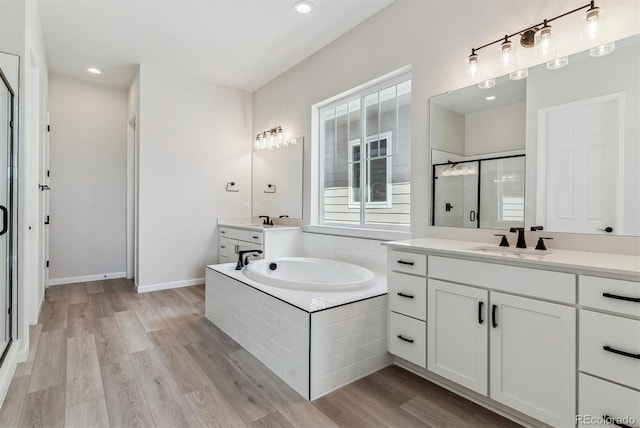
[
  {"left": 384, "top": 238, "right": 640, "bottom": 428},
  {"left": 218, "top": 222, "right": 301, "bottom": 264}
]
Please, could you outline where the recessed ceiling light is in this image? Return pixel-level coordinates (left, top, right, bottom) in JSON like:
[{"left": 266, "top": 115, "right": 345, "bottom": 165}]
[
  {"left": 293, "top": 1, "right": 313, "bottom": 14},
  {"left": 87, "top": 68, "right": 102, "bottom": 75},
  {"left": 486, "top": 96, "right": 496, "bottom": 101}
]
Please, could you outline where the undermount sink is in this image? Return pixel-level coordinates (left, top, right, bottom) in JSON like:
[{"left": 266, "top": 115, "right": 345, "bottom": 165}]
[{"left": 468, "top": 246, "right": 553, "bottom": 257}]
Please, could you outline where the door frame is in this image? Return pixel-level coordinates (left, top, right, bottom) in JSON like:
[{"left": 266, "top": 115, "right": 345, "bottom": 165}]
[{"left": 536, "top": 92, "right": 625, "bottom": 233}]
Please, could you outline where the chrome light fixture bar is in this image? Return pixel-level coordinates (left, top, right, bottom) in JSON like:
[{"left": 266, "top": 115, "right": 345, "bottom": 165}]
[{"left": 465, "top": 0, "right": 613, "bottom": 84}]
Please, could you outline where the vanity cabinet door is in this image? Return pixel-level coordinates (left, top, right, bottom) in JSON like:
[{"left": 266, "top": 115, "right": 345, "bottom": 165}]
[
  {"left": 427, "top": 279, "right": 488, "bottom": 395},
  {"left": 489, "top": 292, "right": 575, "bottom": 427},
  {"left": 219, "top": 237, "right": 229, "bottom": 263}
]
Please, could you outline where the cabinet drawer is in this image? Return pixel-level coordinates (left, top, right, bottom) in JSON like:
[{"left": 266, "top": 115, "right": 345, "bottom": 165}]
[
  {"left": 249, "top": 232, "right": 263, "bottom": 244},
  {"left": 429, "top": 256, "right": 575, "bottom": 303},
  {"left": 388, "top": 312, "right": 426, "bottom": 368},
  {"left": 580, "top": 310, "right": 640, "bottom": 390},
  {"left": 250, "top": 243, "right": 264, "bottom": 259},
  {"left": 388, "top": 271, "right": 427, "bottom": 321},
  {"left": 580, "top": 275, "right": 640, "bottom": 318},
  {"left": 579, "top": 373, "right": 640, "bottom": 428},
  {"left": 219, "top": 227, "right": 229, "bottom": 237},
  {"left": 388, "top": 250, "right": 427, "bottom": 276},
  {"left": 226, "top": 228, "right": 251, "bottom": 241}
]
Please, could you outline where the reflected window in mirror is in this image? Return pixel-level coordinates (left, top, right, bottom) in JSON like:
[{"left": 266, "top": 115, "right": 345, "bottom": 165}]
[{"left": 319, "top": 75, "right": 411, "bottom": 229}]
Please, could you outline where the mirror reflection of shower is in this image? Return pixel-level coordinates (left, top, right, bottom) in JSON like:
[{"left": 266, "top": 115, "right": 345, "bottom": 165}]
[{"left": 432, "top": 155, "right": 525, "bottom": 229}]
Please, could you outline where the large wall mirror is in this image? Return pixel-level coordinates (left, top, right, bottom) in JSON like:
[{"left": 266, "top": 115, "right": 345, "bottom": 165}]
[
  {"left": 430, "top": 34, "right": 639, "bottom": 236},
  {"left": 252, "top": 137, "right": 304, "bottom": 219}
]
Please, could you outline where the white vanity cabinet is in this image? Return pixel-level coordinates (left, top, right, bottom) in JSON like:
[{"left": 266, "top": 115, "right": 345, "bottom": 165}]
[
  {"left": 578, "top": 275, "right": 640, "bottom": 428},
  {"left": 385, "top": 239, "right": 640, "bottom": 428},
  {"left": 427, "top": 256, "right": 576, "bottom": 427},
  {"left": 218, "top": 224, "right": 301, "bottom": 264},
  {"left": 387, "top": 250, "right": 427, "bottom": 368}
]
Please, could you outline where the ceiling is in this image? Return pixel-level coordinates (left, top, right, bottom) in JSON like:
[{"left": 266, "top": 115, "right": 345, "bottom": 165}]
[{"left": 39, "top": 0, "right": 395, "bottom": 91}]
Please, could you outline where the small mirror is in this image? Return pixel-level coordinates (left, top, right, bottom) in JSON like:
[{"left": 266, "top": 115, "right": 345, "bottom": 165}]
[{"left": 252, "top": 137, "right": 303, "bottom": 219}]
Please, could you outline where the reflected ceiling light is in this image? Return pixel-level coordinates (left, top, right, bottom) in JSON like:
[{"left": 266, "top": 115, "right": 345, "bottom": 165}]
[
  {"left": 478, "top": 78, "right": 495, "bottom": 89},
  {"left": 293, "top": 1, "right": 313, "bottom": 14},
  {"left": 464, "top": 1, "right": 610, "bottom": 81},
  {"left": 590, "top": 41, "right": 615, "bottom": 57},
  {"left": 485, "top": 96, "right": 496, "bottom": 101},
  {"left": 509, "top": 69, "right": 528, "bottom": 80},
  {"left": 546, "top": 56, "right": 569, "bottom": 70},
  {"left": 87, "top": 67, "right": 102, "bottom": 74}
]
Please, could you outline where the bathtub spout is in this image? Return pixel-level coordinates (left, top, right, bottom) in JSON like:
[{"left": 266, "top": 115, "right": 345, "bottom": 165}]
[{"left": 236, "top": 250, "right": 263, "bottom": 270}]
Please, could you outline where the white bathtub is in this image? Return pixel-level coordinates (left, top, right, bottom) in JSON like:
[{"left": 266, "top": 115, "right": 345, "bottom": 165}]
[{"left": 243, "top": 257, "right": 377, "bottom": 291}]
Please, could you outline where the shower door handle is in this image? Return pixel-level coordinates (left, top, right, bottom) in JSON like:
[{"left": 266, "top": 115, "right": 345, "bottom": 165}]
[
  {"left": 469, "top": 211, "right": 476, "bottom": 222},
  {"left": 0, "top": 205, "right": 7, "bottom": 236}
]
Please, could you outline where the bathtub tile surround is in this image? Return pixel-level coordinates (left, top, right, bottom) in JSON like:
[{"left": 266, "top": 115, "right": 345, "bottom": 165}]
[
  {"left": 205, "top": 261, "right": 390, "bottom": 400},
  {"left": 302, "top": 232, "right": 389, "bottom": 274},
  {"left": 384, "top": 237, "right": 640, "bottom": 427}
]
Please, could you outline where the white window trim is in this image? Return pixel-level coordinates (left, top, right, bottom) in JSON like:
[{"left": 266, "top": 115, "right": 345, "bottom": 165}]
[
  {"left": 348, "top": 133, "right": 393, "bottom": 209},
  {"left": 310, "top": 65, "right": 412, "bottom": 236}
]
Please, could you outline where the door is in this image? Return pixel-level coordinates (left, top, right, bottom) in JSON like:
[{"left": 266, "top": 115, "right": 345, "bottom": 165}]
[
  {"left": 427, "top": 279, "right": 488, "bottom": 394},
  {"left": 42, "top": 113, "right": 50, "bottom": 289},
  {"left": 489, "top": 292, "right": 576, "bottom": 427},
  {"left": 433, "top": 162, "right": 479, "bottom": 228},
  {"left": 0, "top": 67, "right": 16, "bottom": 362},
  {"left": 539, "top": 94, "right": 622, "bottom": 234}
]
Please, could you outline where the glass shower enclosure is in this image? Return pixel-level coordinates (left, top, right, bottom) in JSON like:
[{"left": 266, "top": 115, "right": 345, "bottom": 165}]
[
  {"left": 432, "top": 155, "right": 525, "bottom": 229},
  {"left": 0, "top": 67, "right": 16, "bottom": 364}
]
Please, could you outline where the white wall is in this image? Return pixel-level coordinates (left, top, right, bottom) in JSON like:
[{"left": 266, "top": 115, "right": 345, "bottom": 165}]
[
  {"left": 136, "top": 64, "right": 251, "bottom": 290},
  {"left": 48, "top": 76, "right": 128, "bottom": 283},
  {"left": 465, "top": 102, "right": 525, "bottom": 156},
  {"left": 252, "top": 0, "right": 640, "bottom": 255}
]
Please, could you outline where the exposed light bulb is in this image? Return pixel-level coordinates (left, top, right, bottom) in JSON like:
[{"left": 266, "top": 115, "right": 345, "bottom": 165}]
[
  {"left": 464, "top": 51, "right": 481, "bottom": 82},
  {"left": 87, "top": 67, "right": 102, "bottom": 74},
  {"left": 546, "top": 56, "right": 569, "bottom": 70},
  {"left": 536, "top": 22, "right": 554, "bottom": 58},
  {"left": 499, "top": 38, "right": 516, "bottom": 69},
  {"left": 485, "top": 96, "right": 496, "bottom": 101},
  {"left": 581, "top": 6, "right": 605, "bottom": 42}
]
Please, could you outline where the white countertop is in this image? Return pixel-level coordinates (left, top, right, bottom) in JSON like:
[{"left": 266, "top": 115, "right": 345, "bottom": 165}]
[
  {"left": 207, "top": 263, "right": 387, "bottom": 313},
  {"left": 384, "top": 238, "right": 640, "bottom": 279},
  {"left": 218, "top": 222, "right": 301, "bottom": 232}
]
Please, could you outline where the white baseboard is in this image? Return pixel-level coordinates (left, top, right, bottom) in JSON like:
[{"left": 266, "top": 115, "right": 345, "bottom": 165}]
[
  {"left": 136, "top": 278, "right": 204, "bottom": 293},
  {"left": 48, "top": 272, "right": 126, "bottom": 286}
]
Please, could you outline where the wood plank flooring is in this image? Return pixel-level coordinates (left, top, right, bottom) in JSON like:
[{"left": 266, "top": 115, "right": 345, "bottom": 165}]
[{"left": 0, "top": 279, "right": 520, "bottom": 427}]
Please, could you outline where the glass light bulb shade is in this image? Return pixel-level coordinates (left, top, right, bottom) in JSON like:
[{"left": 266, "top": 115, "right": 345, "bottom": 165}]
[
  {"left": 478, "top": 78, "right": 495, "bottom": 89},
  {"left": 546, "top": 56, "right": 569, "bottom": 70},
  {"left": 498, "top": 40, "right": 516, "bottom": 69},
  {"left": 581, "top": 7, "right": 605, "bottom": 42},
  {"left": 535, "top": 25, "right": 554, "bottom": 58},
  {"left": 254, "top": 138, "right": 261, "bottom": 150},
  {"left": 509, "top": 68, "right": 528, "bottom": 80},
  {"left": 590, "top": 41, "right": 615, "bottom": 57},
  {"left": 464, "top": 53, "right": 481, "bottom": 81}
]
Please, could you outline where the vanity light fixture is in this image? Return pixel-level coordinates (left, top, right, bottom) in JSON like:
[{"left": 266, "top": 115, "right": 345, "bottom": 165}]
[
  {"left": 254, "top": 126, "right": 297, "bottom": 151},
  {"left": 465, "top": 1, "right": 614, "bottom": 82},
  {"left": 87, "top": 67, "right": 102, "bottom": 74},
  {"left": 293, "top": 1, "right": 313, "bottom": 14}
]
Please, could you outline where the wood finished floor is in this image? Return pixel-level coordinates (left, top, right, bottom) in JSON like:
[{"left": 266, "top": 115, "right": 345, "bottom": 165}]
[{"left": 0, "top": 279, "right": 519, "bottom": 428}]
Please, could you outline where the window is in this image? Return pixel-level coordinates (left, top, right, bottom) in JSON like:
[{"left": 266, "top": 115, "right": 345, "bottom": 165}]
[{"left": 319, "top": 77, "right": 411, "bottom": 229}]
